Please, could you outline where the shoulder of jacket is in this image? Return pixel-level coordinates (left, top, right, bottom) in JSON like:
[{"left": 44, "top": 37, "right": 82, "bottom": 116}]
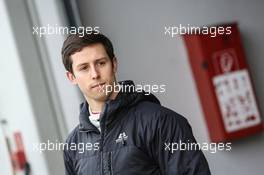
[
  {"left": 65, "top": 125, "right": 80, "bottom": 144},
  {"left": 135, "top": 101, "right": 189, "bottom": 125}
]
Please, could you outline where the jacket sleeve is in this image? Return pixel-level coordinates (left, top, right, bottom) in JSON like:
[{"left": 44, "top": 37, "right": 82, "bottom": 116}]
[
  {"left": 147, "top": 111, "right": 211, "bottom": 175},
  {"left": 63, "top": 148, "right": 76, "bottom": 175}
]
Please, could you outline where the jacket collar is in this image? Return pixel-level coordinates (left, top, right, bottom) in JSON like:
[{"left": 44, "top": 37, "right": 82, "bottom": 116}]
[
  {"left": 78, "top": 80, "right": 160, "bottom": 132},
  {"left": 78, "top": 90, "right": 127, "bottom": 132},
  {"left": 79, "top": 101, "right": 97, "bottom": 132}
]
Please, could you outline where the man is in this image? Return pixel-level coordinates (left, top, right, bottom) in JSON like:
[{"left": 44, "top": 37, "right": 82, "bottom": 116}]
[{"left": 61, "top": 32, "right": 211, "bottom": 175}]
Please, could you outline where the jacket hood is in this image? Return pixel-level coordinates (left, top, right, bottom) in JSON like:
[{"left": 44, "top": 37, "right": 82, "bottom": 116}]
[
  {"left": 112, "top": 80, "right": 161, "bottom": 109},
  {"left": 79, "top": 80, "right": 160, "bottom": 131}
]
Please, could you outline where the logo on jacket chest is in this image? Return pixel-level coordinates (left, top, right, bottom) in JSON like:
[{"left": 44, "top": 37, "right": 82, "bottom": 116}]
[{"left": 115, "top": 132, "right": 128, "bottom": 145}]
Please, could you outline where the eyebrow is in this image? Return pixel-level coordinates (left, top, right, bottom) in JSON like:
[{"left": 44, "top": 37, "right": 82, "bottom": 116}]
[
  {"left": 76, "top": 57, "right": 108, "bottom": 68},
  {"left": 95, "top": 57, "right": 107, "bottom": 63}
]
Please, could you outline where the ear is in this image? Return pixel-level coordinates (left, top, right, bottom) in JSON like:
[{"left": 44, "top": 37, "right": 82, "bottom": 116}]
[
  {"left": 66, "top": 71, "right": 77, "bottom": 85},
  {"left": 112, "top": 57, "right": 118, "bottom": 73}
]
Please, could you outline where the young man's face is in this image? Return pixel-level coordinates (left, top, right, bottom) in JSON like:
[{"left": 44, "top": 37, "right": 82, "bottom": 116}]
[{"left": 66, "top": 43, "right": 117, "bottom": 102}]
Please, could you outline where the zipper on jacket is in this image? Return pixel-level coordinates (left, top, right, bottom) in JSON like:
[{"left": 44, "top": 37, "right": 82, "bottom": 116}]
[
  {"left": 101, "top": 151, "right": 112, "bottom": 175},
  {"left": 108, "top": 152, "right": 112, "bottom": 175},
  {"left": 99, "top": 103, "right": 108, "bottom": 175}
]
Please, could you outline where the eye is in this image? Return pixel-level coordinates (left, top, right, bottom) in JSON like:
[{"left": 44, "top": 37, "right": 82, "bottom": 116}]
[
  {"left": 80, "top": 66, "right": 89, "bottom": 71},
  {"left": 97, "top": 61, "right": 106, "bottom": 66}
]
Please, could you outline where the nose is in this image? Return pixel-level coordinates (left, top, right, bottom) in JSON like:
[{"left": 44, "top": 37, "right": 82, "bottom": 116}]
[{"left": 90, "top": 65, "right": 100, "bottom": 79}]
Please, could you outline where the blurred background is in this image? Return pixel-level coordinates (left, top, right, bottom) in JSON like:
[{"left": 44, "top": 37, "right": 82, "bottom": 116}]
[{"left": 0, "top": 0, "right": 264, "bottom": 174}]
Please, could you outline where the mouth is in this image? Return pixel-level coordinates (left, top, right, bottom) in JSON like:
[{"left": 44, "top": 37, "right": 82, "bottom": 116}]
[{"left": 91, "top": 82, "right": 105, "bottom": 89}]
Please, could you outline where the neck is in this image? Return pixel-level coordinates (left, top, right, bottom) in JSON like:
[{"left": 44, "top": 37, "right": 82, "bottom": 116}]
[{"left": 86, "top": 90, "right": 119, "bottom": 113}]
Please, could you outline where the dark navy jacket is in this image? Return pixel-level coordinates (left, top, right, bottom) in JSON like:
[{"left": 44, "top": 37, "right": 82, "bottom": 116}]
[{"left": 63, "top": 81, "right": 211, "bottom": 175}]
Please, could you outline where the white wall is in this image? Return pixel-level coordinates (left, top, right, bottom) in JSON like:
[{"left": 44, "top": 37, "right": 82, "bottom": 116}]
[
  {"left": 0, "top": 0, "right": 49, "bottom": 174},
  {"left": 77, "top": 0, "right": 264, "bottom": 174},
  {"left": 31, "top": 0, "right": 82, "bottom": 133},
  {"left": 0, "top": 0, "right": 82, "bottom": 174}
]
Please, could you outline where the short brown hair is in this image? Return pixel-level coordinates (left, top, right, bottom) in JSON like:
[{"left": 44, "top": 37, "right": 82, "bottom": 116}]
[{"left": 61, "top": 31, "right": 115, "bottom": 73}]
